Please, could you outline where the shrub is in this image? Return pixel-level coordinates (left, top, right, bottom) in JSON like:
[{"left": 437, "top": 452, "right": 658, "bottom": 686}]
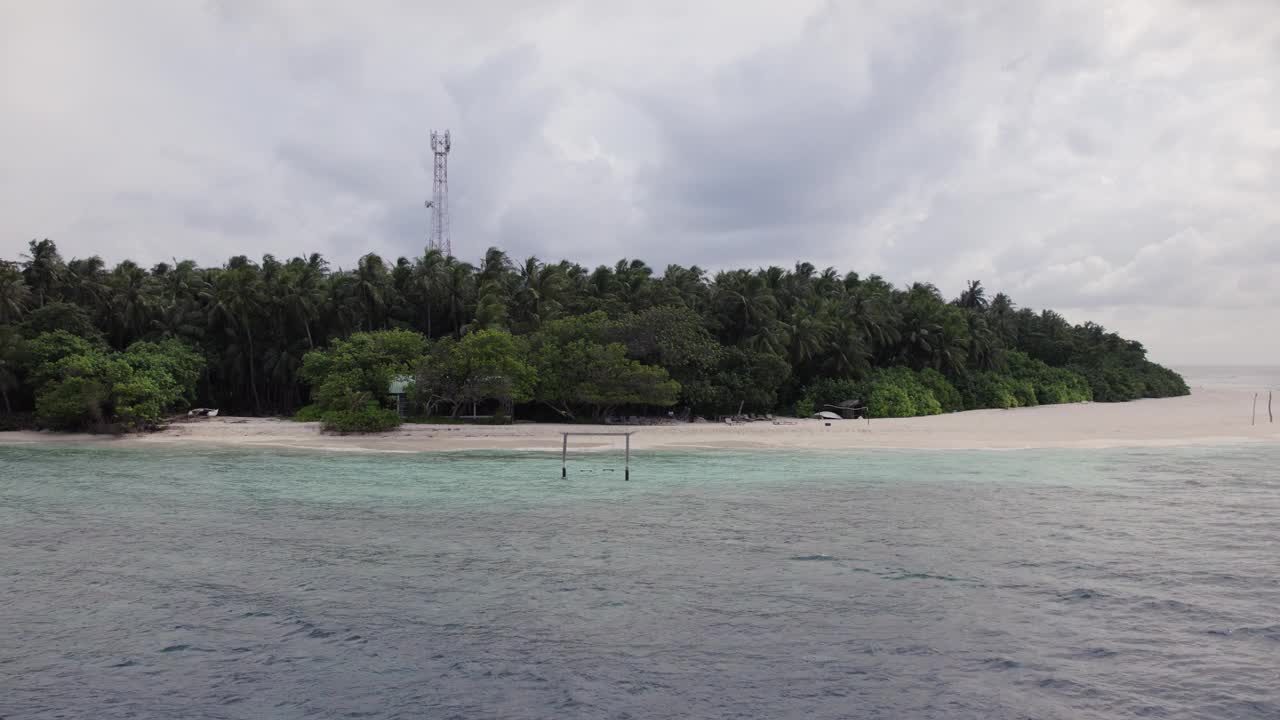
[
  {"left": 1037, "top": 382, "right": 1071, "bottom": 405},
  {"left": 917, "top": 368, "right": 962, "bottom": 413},
  {"left": 0, "top": 413, "right": 33, "bottom": 431},
  {"left": 867, "top": 382, "right": 915, "bottom": 418},
  {"left": 1011, "top": 378, "right": 1039, "bottom": 408},
  {"left": 804, "top": 378, "right": 865, "bottom": 412},
  {"left": 869, "top": 367, "right": 941, "bottom": 417},
  {"left": 794, "top": 398, "right": 815, "bottom": 418},
  {"left": 33, "top": 342, "right": 203, "bottom": 432},
  {"left": 805, "top": 368, "right": 945, "bottom": 419},
  {"left": 904, "top": 381, "right": 942, "bottom": 416},
  {"left": 968, "top": 372, "right": 1017, "bottom": 409},
  {"left": 301, "top": 329, "right": 425, "bottom": 426},
  {"left": 320, "top": 404, "right": 400, "bottom": 434},
  {"left": 292, "top": 404, "right": 326, "bottom": 422},
  {"left": 1002, "top": 351, "right": 1093, "bottom": 406}
]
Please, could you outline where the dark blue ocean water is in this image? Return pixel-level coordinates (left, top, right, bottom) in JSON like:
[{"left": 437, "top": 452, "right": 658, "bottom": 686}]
[{"left": 2, "top": 444, "right": 1279, "bottom": 719}]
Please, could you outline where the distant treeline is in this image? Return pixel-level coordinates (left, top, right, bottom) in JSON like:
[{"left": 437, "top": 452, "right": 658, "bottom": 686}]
[{"left": 0, "top": 239, "right": 1187, "bottom": 432}]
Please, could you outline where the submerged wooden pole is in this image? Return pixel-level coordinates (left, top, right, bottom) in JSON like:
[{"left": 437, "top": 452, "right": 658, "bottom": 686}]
[
  {"left": 1270, "top": 391, "right": 1274, "bottom": 423},
  {"left": 625, "top": 434, "right": 631, "bottom": 482},
  {"left": 561, "top": 433, "right": 568, "bottom": 478},
  {"left": 1252, "top": 393, "right": 1258, "bottom": 426}
]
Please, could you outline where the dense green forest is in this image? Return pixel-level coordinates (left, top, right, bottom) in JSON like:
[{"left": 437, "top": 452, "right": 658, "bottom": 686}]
[{"left": 0, "top": 239, "right": 1187, "bottom": 432}]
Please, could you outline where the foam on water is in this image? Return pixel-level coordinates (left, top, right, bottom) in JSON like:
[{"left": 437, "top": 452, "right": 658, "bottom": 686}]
[{"left": 2, "top": 444, "right": 1279, "bottom": 719}]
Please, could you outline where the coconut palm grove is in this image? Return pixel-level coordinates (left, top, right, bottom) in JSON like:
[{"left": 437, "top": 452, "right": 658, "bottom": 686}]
[{"left": 0, "top": 239, "right": 1188, "bottom": 432}]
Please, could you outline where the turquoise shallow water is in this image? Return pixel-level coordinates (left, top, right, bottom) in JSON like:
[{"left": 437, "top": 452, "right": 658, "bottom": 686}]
[{"left": 3, "top": 444, "right": 1279, "bottom": 719}]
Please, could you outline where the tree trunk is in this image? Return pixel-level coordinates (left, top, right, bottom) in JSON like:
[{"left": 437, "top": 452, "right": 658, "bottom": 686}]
[
  {"left": 245, "top": 325, "right": 262, "bottom": 415},
  {"left": 1, "top": 387, "right": 10, "bottom": 415},
  {"left": 540, "top": 401, "right": 574, "bottom": 420}
]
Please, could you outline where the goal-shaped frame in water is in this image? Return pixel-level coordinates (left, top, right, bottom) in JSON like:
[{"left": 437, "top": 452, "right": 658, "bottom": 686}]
[{"left": 560, "top": 431, "right": 635, "bottom": 481}]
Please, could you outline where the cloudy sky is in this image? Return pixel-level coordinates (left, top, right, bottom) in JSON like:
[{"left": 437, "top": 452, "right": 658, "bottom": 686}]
[{"left": 2, "top": 0, "right": 1278, "bottom": 364}]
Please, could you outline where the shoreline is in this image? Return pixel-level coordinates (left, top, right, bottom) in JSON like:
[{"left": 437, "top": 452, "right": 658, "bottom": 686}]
[{"left": 2, "top": 388, "right": 1276, "bottom": 454}]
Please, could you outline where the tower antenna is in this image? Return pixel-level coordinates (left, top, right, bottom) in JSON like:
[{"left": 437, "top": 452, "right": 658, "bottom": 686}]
[{"left": 426, "top": 129, "right": 452, "bottom": 257}]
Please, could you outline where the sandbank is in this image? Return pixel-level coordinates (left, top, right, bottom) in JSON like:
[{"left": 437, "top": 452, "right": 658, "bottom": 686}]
[{"left": 2, "top": 388, "right": 1276, "bottom": 453}]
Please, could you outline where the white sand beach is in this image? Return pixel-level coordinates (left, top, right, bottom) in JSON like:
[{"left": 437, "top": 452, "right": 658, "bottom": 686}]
[{"left": 2, "top": 387, "right": 1276, "bottom": 453}]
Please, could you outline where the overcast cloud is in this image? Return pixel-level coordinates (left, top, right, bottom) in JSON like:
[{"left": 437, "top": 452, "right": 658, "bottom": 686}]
[{"left": 2, "top": 0, "right": 1278, "bottom": 363}]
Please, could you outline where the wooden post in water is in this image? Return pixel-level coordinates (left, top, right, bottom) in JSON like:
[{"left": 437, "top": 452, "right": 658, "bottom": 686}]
[
  {"left": 1270, "top": 391, "right": 1274, "bottom": 423},
  {"left": 561, "top": 433, "right": 568, "bottom": 478},
  {"left": 625, "top": 434, "right": 631, "bottom": 482},
  {"left": 1252, "top": 393, "right": 1258, "bottom": 426}
]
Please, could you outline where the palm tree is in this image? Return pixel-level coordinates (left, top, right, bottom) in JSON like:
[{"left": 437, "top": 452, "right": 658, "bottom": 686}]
[
  {"left": 957, "top": 280, "right": 988, "bottom": 310},
  {"left": 813, "top": 267, "right": 842, "bottom": 299},
  {"left": 899, "top": 319, "right": 940, "bottom": 367},
  {"left": 934, "top": 311, "right": 972, "bottom": 376},
  {"left": 202, "top": 261, "right": 263, "bottom": 413},
  {"left": 0, "top": 325, "right": 26, "bottom": 414},
  {"left": 784, "top": 262, "right": 817, "bottom": 308},
  {"left": 785, "top": 300, "right": 833, "bottom": 368},
  {"left": 153, "top": 259, "right": 206, "bottom": 343},
  {"left": 478, "top": 247, "right": 513, "bottom": 289},
  {"left": 988, "top": 293, "right": 1017, "bottom": 346},
  {"left": 511, "top": 256, "right": 565, "bottom": 331},
  {"left": 585, "top": 264, "right": 621, "bottom": 312},
  {"left": 759, "top": 266, "right": 788, "bottom": 294},
  {"left": 0, "top": 261, "right": 30, "bottom": 324},
  {"left": 413, "top": 248, "right": 445, "bottom": 337},
  {"left": 842, "top": 286, "right": 899, "bottom": 359},
  {"left": 20, "top": 239, "right": 64, "bottom": 308},
  {"left": 612, "top": 259, "right": 654, "bottom": 310},
  {"left": 659, "top": 264, "right": 709, "bottom": 313},
  {"left": 745, "top": 320, "right": 790, "bottom": 356},
  {"left": 711, "top": 270, "right": 778, "bottom": 345},
  {"left": 966, "top": 311, "right": 1000, "bottom": 371},
  {"left": 441, "top": 257, "right": 476, "bottom": 337},
  {"left": 353, "top": 253, "right": 390, "bottom": 330},
  {"left": 106, "top": 261, "right": 154, "bottom": 347},
  {"left": 281, "top": 254, "right": 326, "bottom": 348},
  {"left": 824, "top": 317, "right": 871, "bottom": 379},
  {"left": 64, "top": 256, "right": 109, "bottom": 310}
]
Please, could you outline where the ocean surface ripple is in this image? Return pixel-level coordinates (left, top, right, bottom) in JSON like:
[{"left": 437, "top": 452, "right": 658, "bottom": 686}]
[{"left": 2, "top": 444, "right": 1279, "bottom": 719}]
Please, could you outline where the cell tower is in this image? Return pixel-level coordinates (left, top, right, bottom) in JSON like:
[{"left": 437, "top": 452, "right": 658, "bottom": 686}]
[{"left": 425, "top": 129, "right": 452, "bottom": 257}]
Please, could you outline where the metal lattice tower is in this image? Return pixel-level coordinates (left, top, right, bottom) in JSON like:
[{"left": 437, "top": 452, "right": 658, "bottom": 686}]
[{"left": 425, "top": 129, "right": 452, "bottom": 257}]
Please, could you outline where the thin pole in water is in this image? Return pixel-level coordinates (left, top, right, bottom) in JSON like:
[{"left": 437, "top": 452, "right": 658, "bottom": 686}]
[
  {"left": 1252, "top": 393, "right": 1258, "bottom": 426},
  {"left": 561, "top": 433, "right": 568, "bottom": 478},
  {"left": 1270, "top": 391, "right": 1274, "bottom": 423},
  {"left": 625, "top": 434, "right": 631, "bottom": 482}
]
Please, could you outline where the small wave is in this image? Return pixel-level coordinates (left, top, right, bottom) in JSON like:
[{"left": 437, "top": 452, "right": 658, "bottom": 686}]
[
  {"left": 789, "top": 554, "right": 837, "bottom": 561},
  {"left": 1056, "top": 588, "right": 1103, "bottom": 602},
  {"left": 1035, "top": 677, "right": 1099, "bottom": 697},
  {"left": 884, "top": 570, "right": 970, "bottom": 582},
  {"left": 1205, "top": 625, "right": 1280, "bottom": 641}
]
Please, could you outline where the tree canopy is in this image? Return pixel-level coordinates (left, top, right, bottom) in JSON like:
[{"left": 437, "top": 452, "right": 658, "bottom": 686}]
[{"left": 0, "top": 240, "right": 1188, "bottom": 430}]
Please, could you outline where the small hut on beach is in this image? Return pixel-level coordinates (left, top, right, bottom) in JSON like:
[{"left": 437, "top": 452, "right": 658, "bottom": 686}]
[
  {"left": 388, "top": 375, "right": 413, "bottom": 417},
  {"left": 823, "top": 398, "right": 867, "bottom": 419}
]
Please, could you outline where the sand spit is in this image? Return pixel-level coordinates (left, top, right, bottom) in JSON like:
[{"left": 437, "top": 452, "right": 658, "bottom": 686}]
[{"left": 3, "top": 389, "right": 1277, "bottom": 454}]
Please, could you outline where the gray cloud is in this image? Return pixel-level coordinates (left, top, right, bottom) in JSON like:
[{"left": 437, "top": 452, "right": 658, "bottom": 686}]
[{"left": 2, "top": 0, "right": 1279, "bottom": 363}]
